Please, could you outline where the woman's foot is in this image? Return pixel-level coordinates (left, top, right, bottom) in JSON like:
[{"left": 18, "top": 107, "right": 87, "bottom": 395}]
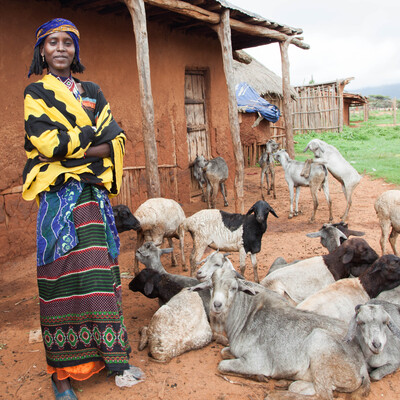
[{"left": 51, "top": 374, "right": 77, "bottom": 399}]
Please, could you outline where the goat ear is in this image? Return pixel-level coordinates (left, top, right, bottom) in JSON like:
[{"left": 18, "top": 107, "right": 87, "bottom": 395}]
[
  {"left": 306, "top": 231, "right": 322, "bottom": 238},
  {"left": 189, "top": 280, "right": 212, "bottom": 292},
  {"left": 344, "top": 315, "right": 358, "bottom": 343},
  {"left": 342, "top": 248, "right": 354, "bottom": 264},
  {"left": 387, "top": 317, "right": 400, "bottom": 339},
  {"left": 246, "top": 205, "right": 255, "bottom": 215},
  {"left": 237, "top": 280, "right": 256, "bottom": 296},
  {"left": 303, "top": 144, "right": 310, "bottom": 153},
  {"left": 269, "top": 207, "right": 279, "bottom": 218}
]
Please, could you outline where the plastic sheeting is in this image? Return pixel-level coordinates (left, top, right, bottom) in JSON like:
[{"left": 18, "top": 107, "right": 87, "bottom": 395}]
[{"left": 235, "top": 82, "right": 281, "bottom": 123}]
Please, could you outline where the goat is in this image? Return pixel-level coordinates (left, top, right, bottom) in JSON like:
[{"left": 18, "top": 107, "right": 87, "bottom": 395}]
[
  {"left": 303, "top": 138, "right": 362, "bottom": 222},
  {"left": 297, "top": 254, "right": 400, "bottom": 324},
  {"left": 183, "top": 200, "right": 278, "bottom": 282},
  {"left": 374, "top": 189, "right": 400, "bottom": 256},
  {"left": 273, "top": 149, "right": 333, "bottom": 223},
  {"left": 345, "top": 299, "right": 400, "bottom": 381},
  {"left": 112, "top": 204, "right": 141, "bottom": 233},
  {"left": 259, "top": 139, "right": 279, "bottom": 199},
  {"left": 260, "top": 237, "right": 379, "bottom": 305},
  {"left": 306, "top": 222, "right": 365, "bottom": 253},
  {"left": 132, "top": 198, "right": 186, "bottom": 274},
  {"left": 192, "top": 155, "right": 229, "bottom": 209},
  {"left": 138, "top": 288, "right": 212, "bottom": 362},
  {"left": 190, "top": 266, "right": 370, "bottom": 400}
]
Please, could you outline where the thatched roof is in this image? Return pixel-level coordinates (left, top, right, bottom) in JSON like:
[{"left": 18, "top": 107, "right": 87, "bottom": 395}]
[{"left": 233, "top": 51, "right": 297, "bottom": 99}]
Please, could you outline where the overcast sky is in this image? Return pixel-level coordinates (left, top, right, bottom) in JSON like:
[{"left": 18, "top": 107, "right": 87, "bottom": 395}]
[{"left": 230, "top": 0, "right": 400, "bottom": 92}]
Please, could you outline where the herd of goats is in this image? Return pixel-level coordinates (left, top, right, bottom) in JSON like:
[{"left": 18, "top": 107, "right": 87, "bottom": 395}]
[{"left": 112, "top": 138, "right": 400, "bottom": 399}]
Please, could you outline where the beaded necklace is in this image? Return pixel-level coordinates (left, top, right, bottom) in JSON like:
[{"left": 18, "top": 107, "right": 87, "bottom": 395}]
[{"left": 49, "top": 72, "right": 81, "bottom": 102}]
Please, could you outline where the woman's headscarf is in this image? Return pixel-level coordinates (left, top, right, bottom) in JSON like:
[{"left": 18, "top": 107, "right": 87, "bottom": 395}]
[{"left": 34, "top": 18, "right": 81, "bottom": 62}]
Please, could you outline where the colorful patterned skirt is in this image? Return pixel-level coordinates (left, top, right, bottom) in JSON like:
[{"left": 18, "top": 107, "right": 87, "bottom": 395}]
[{"left": 37, "top": 185, "right": 131, "bottom": 373}]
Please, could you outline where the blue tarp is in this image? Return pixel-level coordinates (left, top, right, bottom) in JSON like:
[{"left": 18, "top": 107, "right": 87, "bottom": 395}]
[{"left": 235, "top": 82, "right": 281, "bottom": 123}]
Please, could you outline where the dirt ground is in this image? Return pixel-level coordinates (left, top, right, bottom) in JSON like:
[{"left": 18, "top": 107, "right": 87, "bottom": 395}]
[{"left": 1, "top": 166, "right": 400, "bottom": 400}]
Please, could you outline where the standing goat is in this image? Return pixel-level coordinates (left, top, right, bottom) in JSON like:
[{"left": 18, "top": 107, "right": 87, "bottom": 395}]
[
  {"left": 192, "top": 155, "right": 229, "bottom": 209},
  {"left": 374, "top": 189, "right": 400, "bottom": 256},
  {"left": 183, "top": 200, "right": 278, "bottom": 282},
  {"left": 303, "top": 138, "right": 361, "bottom": 222},
  {"left": 274, "top": 149, "right": 333, "bottom": 223},
  {"left": 259, "top": 139, "right": 279, "bottom": 199},
  {"left": 132, "top": 198, "right": 186, "bottom": 274}
]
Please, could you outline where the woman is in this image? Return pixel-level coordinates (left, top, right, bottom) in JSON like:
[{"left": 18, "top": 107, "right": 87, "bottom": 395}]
[{"left": 23, "top": 18, "right": 141, "bottom": 399}]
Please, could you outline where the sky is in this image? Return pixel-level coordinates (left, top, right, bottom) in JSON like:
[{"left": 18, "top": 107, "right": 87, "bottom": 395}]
[{"left": 229, "top": 0, "right": 400, "bottom": 92}]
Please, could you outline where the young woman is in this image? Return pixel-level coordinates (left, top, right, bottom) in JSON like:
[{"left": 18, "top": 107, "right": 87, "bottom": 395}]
[{"left": 24, "top": 18, "right": 141, "bottom": 399}]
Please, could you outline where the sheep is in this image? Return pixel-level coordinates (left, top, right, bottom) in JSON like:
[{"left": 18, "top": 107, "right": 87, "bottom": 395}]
[
  {"left": 345, "top": 299, "right": 400, "bottom": 381},
  {"left": 260, "top": 237, "right": 379, "bottom": 305},
  {"left": 303, "top": 138, "right": 362, "bottom": 222},
  {"left": 112, "top": 204, "right": 141, "bottom": 232},
  {"left": 192, "top": 155, "right": 229, "bottom": 209},
  {"left": 132, "top": 198, "right": 186, "bottom": 274},
  {"left": 138, "top": 288, "right": 213, "bottom": 363},
  {"left": 259, "top": 139, "right": 279, "bottom": 200},
  {"left": 306, "top": 222, "right": 365, "bottom": 253},
  {"left": 273, "top": 149, "right": 333, "bottom": 223},
  {"left": 190, "top": 266, "right": 370, "bottom": 400},
  {"left": 183, "top": 200, "right": 278, "bottom": 283},
  {"left": 374, "top": 189, "right": 400, "bottom": 256},
  {"left": 297, "top": 255, "right": 400, "bottom": 324}
]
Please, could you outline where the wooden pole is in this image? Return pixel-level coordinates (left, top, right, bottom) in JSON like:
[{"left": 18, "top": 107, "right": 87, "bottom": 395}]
[
  {"left": 393, "top": 97, "right": 397, "bottom": 126},
  {"left": 279, "top": 38, "right": 295, "bottom": 159},
  {"left": 214, "top": 9, "right": 244, "bottom": 213},
  {"left": 124, "top": 0, "right": 161, "bottom": 198}
]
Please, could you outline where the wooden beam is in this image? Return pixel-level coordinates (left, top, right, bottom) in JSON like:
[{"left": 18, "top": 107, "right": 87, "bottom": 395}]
[
  {"left": 215, "top": 9, "right": 244, "bottom": 213},
  {"left": 279, "top": 38, "right": 295, "bottom": 159},
  {"left": 124, "top": 0, "right": 161, "bottom": 198},
  {"left": 143, "top": 0, "right": 310, "bottom": 50}
]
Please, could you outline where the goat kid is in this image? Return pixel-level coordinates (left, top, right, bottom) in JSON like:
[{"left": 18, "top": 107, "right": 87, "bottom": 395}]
[{"left": 259, "top": 139, "right": 279, "bottom": 199}]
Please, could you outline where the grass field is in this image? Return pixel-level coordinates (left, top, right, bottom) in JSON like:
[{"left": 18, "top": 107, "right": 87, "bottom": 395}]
[{"left": 293, "top": 111, "right": 400, "bottom": 185}]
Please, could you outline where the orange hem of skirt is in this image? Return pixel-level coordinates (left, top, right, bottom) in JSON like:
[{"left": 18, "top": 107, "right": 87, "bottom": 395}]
[{"left": 47, "top": 361, "right": 105, "bottom": 381}]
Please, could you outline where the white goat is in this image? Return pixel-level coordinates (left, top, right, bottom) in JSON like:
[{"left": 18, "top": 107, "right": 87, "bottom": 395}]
[
  {"left": 345, "top": 299, "right": 400, "bottom": 381},
  {"left": 192, "top": 155, "right": 229, "bottom": 209},
  {"left": 260, "top": 237, "right": 378, "bottom": 305},
  {"left": 297, "top": 254, "right": 400, "bottom": 324},
  {"left": 138, "top": 288, "right": 212, "bottom": 362},
  {"left": 259, "top": 139, "right": 279, "bottom": 199},
  {"left": 183, "top": 200, "right": 278, "bottom": 282},
  {"left": 274, "top": 149, "right": 333, "bottom": 223},
  {"left": 190, "top": 266, "right": 370, "bottom": 400},
  {"left": 133, "top": 198, "right": 186, "bottom": 274},
  {"left": 303, "top": 138, "right": 361, "bottom": 222},
  {"left": 374, "top": 189, "right": 400, "bottom": 256}
]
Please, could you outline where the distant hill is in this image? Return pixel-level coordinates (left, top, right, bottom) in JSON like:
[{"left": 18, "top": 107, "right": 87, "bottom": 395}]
[{"left": 349, "top": 83, "right": 400, "bottom": 98}]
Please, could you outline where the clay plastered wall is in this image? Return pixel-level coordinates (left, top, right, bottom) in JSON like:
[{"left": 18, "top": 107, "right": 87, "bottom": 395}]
[{"left": 0, "top": 0, "right": 233, "bottom": 263}]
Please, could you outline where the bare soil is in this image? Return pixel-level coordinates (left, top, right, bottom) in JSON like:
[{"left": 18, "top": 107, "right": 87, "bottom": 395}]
[{"left": 1, "top": 166, "right": 399, "bottom": 400}]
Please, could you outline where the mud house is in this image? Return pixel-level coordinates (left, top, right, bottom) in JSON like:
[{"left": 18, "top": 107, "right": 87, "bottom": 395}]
[{"left": 0, "top": 0, "right": 308, "bottom": 262}]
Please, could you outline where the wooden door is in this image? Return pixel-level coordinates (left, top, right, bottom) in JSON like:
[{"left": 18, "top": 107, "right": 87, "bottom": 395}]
[{"left": 185, "top": 70, "right": 210, "bottom": 195}]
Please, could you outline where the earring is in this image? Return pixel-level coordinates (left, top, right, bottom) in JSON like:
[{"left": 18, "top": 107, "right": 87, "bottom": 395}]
[{"left": 42, "top": 55, "right": 45, "bottom": 63}]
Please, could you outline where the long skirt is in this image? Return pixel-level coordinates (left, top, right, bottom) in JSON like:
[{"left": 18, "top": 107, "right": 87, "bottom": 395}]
[{"left": 37, "top": 185, "right": 131, "bottom": 373}]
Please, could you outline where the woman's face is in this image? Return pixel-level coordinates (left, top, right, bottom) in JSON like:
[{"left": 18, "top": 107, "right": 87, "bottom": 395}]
[{"left": 41, "top": 32, "right": 75, "bottom": 77}]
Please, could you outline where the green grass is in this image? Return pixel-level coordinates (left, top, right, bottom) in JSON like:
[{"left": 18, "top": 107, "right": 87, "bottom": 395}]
[{"left": 293, "top": 111, "right": 400, "bottom": 185}]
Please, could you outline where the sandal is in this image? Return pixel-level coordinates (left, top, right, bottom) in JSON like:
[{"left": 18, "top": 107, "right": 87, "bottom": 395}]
[{"left": 51, "top": 376, "right": 78, "bottom": 400}]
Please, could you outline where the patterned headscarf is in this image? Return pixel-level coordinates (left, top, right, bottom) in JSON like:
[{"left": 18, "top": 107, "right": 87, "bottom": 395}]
[{"left": 34, "top": 18, "right": 81, "bottom": 63}]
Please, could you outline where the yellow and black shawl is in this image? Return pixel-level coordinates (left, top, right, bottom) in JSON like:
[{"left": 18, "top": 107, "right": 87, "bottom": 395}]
[{"left": 22, "top": 74, "right": 125, "bottom": 202}]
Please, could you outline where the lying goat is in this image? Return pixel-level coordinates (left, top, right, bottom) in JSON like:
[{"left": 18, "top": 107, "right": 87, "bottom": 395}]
[
  {"left": 304, "top": 138, "right": 361, "bottom": 222},
  {"left": 345, "top": 299, "right": 400, "bottom": 381},
  {"left": 190, "top": 266, "right": 370, "bottom": 400},
  {"left": 297, "top": 254, "right": 400, "bottom": 324},
  {"left": 274, "top": 149, "right": 333, "bottom": 223},
  {"left": 183, "top": 200, "right": 278, "bottom": 282},
  {"left": 260, "top": 237, "right": 378, "bottom": 305},
  {"left": 192, "top": 155, "right": 229, "bottom": 209}
]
